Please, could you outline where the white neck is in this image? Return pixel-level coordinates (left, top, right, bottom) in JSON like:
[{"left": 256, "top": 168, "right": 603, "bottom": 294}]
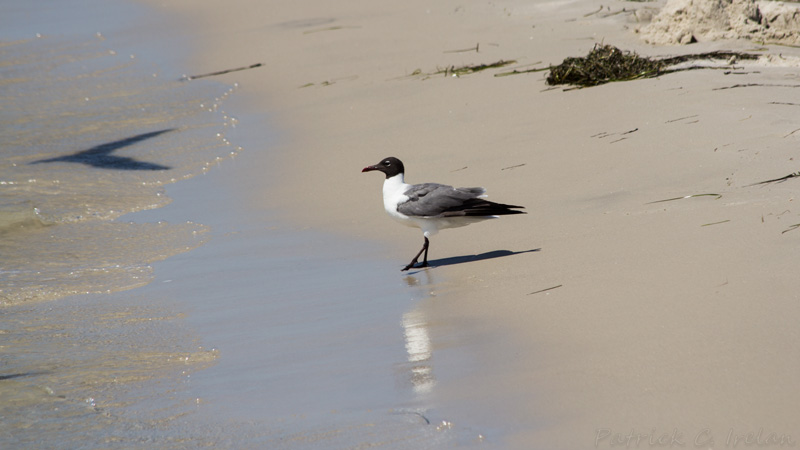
[
  {"left": 381, "top": 173, "right": 409, "bottom": 215},
  {"left": 383, "top": 172, "right": 407, "bottom": 194}
]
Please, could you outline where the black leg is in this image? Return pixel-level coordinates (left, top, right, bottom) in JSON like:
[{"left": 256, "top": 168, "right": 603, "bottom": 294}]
[{"left": 402, "top": 237, "right": 430, "bottom": 271}]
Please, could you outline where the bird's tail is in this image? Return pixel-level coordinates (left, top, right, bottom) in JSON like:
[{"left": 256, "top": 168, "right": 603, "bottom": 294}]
[{"left": 442, "top": 199, "right": 525, "bottom": 217}]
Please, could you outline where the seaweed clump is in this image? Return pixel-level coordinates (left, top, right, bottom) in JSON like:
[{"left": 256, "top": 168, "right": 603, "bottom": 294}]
[{"left": 547, "top": 44, "right": 664, "bottom": 87}]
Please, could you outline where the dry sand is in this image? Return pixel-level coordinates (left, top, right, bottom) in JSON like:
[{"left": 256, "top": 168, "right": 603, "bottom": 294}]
[
  {"left": 640, "top": 0, "right": 800, "bottom": 45},
  {"left": 149, "top": 0, "right": 800, "bottom": 447}
]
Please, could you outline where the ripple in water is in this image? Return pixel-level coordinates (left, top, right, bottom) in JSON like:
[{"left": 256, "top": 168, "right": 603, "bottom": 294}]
[{"left": 0, "top": 32, "right": 240, "bottom": 305}]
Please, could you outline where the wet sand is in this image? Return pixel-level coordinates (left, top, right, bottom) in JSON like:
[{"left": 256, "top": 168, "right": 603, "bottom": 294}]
[
  {"left": 147, "top": 0, "right": 800, "bottom": 447},
  {"left": 125, "top": 122, "right": 459, "bottom": 446},
  {"left": 2, "top": 1, "right": 451, "bottom": 447}
]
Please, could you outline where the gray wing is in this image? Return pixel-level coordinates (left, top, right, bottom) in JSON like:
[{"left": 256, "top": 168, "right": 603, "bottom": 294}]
[{"left": 397, "top": 183, "right": 486, "bottom": 217}]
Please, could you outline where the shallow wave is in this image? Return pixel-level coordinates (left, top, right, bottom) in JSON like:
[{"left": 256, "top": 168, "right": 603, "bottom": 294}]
[{"left": 0, "top": 33, "right": 238, "bottom": 305}]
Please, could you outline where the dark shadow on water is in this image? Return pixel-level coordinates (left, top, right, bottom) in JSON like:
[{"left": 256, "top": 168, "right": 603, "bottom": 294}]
[
  {"left": 405, "top": 248, "right": 541, "bottom": 273},
  {"left": 0, "top": 371, "right": 51, "bottom": 381},
  {"left": 30, "top": 129, "right": 175, "bottom": 170}
]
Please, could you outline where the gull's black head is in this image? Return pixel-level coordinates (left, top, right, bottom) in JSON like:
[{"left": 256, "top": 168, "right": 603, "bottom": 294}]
[{"left": 362, "top": 156, "right": 404, "bottom": 179}]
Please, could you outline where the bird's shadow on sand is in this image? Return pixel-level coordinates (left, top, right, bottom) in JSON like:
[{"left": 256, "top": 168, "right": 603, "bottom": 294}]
[
  {"left": 406, "top": 248, "right": 540, "bottom": 273},
  {"left": 30, "top": 129, "right": 175, "bottom": 170}
]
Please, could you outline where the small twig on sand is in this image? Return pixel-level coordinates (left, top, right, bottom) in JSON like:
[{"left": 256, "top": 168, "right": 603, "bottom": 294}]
[
  {"left": 444, "top": 43, "right": 480, "bottom": 53},
  {"left": 701, "top": 219, "right": 730, "bottom": 227},
  {"left": 593, "top": 128, "right": 638, "bottom": 143},
  {"left": 783, "top": 128, "right": 800, "bottom": 138},
  {"left": 782, "top": 224, "right": 800, "bottom": 234},
  {"left": 403, "top": 60, "right": 516, "bottom": 79},
  {"left": 657, "top": 51, "right": 758, "bottom": 66},
  {"left": 713, "top": 83, "right": 800, "bottom": 91},
  {"left": 646, "top": 193, "right": 722, "bottom": 204},
  {"left": 665, "top": 115, "right": 699, "bottom": 123},
  {"left": 495, "top": 64, "right": 547, "bottom": 77},
  {"left": 501, "top": 163, "right": 526, "bottom": 171},
  {"left": 528, "top": 284, "right": 563, "bottom": 296},
  {"left": 439, "top": 60, "right": 516, "bottom": 77},
  {"left": 746, "top": 172, "right": 800, "bottom": 186},
  {"left": 183, "top": 63, "right": 263, "bottom": 81}
]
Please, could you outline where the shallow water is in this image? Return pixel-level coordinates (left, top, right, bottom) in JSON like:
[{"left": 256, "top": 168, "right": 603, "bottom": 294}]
[
  {"left": 0, "top": 14, "right": 238, "bottom": 304},
  {"left": 0, "top": 1, "right": 480, "bottom": 448},
  {"left": 121, "top": 108, "right": 476, "bottom": 447},
  {"left": 1, "top": 293, "right": 218, "bottom": 449},
  {"left": 1, "top": 0, "right": 234, "bottom": 447}
]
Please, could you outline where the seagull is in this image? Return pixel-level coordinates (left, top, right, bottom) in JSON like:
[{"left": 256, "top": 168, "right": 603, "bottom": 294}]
[{"left": 362, "top": 156, "right": 525, "bottom": 271}]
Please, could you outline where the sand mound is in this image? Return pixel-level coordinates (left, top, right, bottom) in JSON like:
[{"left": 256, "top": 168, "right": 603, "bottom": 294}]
[{"left": 639, "top": 0, "right": 800, "bottom": 45}]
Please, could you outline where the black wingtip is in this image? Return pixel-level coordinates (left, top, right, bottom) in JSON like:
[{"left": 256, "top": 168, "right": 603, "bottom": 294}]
[{"left": 447, "top": 199, "right": 526, "bottom": 217}]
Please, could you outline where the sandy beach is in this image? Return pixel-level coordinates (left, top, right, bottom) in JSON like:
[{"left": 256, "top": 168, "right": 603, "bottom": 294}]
[
  {"left": 143, "top": 0, "right": 800, "bottom": 447},
  {"left": 6, "top": 0, "right": 799, "bottom": 447},
  {"left": 148, "top": 1, "right": 800, "bottom": 449}
]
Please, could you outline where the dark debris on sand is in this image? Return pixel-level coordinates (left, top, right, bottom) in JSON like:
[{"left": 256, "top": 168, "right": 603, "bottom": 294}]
[
  {"left": 547, "top": 45, "right": 663, "bottom": 86},
  {"left": 546, "top": 44, "right": 760, "bottom": 87}
]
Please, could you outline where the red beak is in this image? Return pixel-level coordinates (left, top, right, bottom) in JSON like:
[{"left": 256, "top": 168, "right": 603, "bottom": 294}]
[{"left": 362, "top": 165, "right": 378, "bottom": 172}]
